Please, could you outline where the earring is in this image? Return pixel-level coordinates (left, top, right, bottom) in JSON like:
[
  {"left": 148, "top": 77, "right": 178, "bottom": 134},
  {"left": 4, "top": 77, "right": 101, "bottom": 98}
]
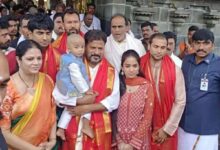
[{"left": 121, "top": 71, "right": 124, "bottom": 75}]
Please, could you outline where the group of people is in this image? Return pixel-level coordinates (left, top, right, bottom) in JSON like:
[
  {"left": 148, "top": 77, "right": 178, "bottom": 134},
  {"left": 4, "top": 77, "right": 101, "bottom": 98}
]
[{"left": 0, "top": 1, "right": 219, "bottom": 150}]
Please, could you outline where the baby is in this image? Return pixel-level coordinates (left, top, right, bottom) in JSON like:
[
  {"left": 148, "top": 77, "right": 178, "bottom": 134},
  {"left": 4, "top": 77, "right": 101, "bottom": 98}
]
[{"left": 54, "top": 34, "right": 94, "bottom": 140}]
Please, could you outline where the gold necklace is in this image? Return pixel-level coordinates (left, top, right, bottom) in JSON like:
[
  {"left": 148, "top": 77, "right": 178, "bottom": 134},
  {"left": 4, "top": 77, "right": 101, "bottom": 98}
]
[{"left": 18, "top": 72, "right": 35, "bottom": 88}]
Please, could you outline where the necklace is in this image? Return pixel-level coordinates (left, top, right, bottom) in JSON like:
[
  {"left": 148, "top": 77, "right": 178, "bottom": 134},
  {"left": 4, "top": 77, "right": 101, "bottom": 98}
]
[{"left": 18, "top": 71, "right": 35, "bottom": 88}]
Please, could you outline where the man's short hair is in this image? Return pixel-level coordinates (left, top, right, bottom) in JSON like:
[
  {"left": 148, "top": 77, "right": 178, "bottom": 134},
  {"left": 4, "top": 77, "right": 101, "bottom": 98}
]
[
  {"left": 0, "top": 17, "right": 9, "bottom": 29},
  {"left": 149, "top": 33, "right": 166, "bottom": 45},
  {"left": 192, "top": 29, "right": 214, "bottom": 43},
  {"left": 28, "top": 13, "right": 54, "bottom": 32},
  {"left": 53, "top": 12, "right": 63, "bottom": 22},
  {"left": 141, "top": 21, "right": 153, "bottom": 30},
  {"left": 84, "top": 30, "right": 107, "bottom": 45},
  {"left": 151, "top": 22, "right": 157, "bottom": 27},
  {"left": 19, "top": 14, "right": 32, "bottom": 27},
  {"left": 87, "top": 3, "right": 96, "bottom": 9},
  {"left": 110, "top": 14, "right": 127, "bottom": 25},
  {"left": 55, "top": 2, "right": 65, "bottom": 10},
  {"left": 62, "top": 8, "right": 79, "bottom": 22},
  {"left": 188, "top": 25, "right": 199, "bottom": 32},
  {"left": 163, "top": 31, "right": 177, "bottom": 44},
  {"left": 6, "top": 14, "right": 18, "bottom": 22}
]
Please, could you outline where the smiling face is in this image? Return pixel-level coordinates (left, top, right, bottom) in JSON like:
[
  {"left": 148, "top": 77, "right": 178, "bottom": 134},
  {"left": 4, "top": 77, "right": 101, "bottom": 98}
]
[
  {"left": 122, "top": 56, "right": 140, "bottom": 79},
  {"left": 17, "top": 47, "right": 42, "bottom": 75},
  {"left": 85, "top": 40, "right": 105, "bottom": 67}
]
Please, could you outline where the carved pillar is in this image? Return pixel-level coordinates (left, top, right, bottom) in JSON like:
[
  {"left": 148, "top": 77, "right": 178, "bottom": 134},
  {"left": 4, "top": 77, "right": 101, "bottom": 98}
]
[
  {"left": 203, "top": 11, "right": 220, "bottom": 31},
  {"left": 170, "top": 8, "right": 189, "bottom": 33},
  {"left": 133, "top": 6, "right": 155, "bottom": 21}
]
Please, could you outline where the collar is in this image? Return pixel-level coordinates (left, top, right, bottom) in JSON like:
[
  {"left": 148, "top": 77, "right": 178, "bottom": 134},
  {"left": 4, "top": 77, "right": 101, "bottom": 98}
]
[{"left": 189, "top": 53, "right": 214, "bottom": 65}]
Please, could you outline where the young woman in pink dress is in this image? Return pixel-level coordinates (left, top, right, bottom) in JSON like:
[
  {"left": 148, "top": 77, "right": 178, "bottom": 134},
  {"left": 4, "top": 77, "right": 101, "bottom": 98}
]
[{"left": 116, "top": 50, "right": 154, "bottom": 150}]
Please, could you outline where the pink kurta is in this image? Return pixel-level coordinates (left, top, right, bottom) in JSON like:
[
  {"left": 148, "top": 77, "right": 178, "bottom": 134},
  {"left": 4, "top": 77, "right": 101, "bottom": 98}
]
[{"left": 117, "top": 83, "right": 154, "bottom": 150}]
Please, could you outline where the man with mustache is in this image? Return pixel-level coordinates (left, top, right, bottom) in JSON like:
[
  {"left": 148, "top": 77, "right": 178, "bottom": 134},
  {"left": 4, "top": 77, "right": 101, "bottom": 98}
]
[
  {"left": 0, "top": 52, "right": 9, "bottom": 150},
  {"left": 6, "top": 14, "right": 32, "bottom": 75},
  {"left": 52, "top": 8, "right": 83, "bottom": 54},
  {"left": 140, "top": 33, "right": 186, "bottom": 150},
  {"left": 178, "top": 29, "right": 220, "bottom": 150},
  {"left": 60, "top": 30, "right": 120, "bottom": 150},
  {"left": 0, "top": 18, "right": 11, "bottom": 53},
  {"left": 52, "top": 12, "right": 64, "bottom": 40},
  {"left": 163, "top": 31, "right": 182, "bottom": 68},
  {"left": 140, "top": 21, "right": 154, "bottom": 50},
  {"left": 105, "top": 14, "right": 146, "bottom": 73}
]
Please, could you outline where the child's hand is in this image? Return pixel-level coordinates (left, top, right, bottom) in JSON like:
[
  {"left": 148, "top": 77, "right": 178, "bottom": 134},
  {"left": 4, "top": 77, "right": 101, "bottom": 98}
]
[{"left": 85, "top": 88, "right": 96, "bottom": 95}]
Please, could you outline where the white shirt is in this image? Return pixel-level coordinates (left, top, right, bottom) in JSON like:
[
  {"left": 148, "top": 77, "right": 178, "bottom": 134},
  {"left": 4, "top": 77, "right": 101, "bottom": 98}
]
[
  {"left": 53, "top": 61, "right": 89, "bottom": 106},
  {"left": 52, "top": 31, "right": 58, "bottom": 40},
  {"left": 53, "top": 62, "right": 120, "bottom": 112},
  {"left": 105, "top": 33, "right": 146, "bottom": 72},
  {"left": 171, "top": 53, "right": 182, "bottom": 68},
  {"left": 80, "top": 21, "right": 94, "bottom": 34},
  {"left": 80, "top": 14, "right": 101, "bottom": 30}
]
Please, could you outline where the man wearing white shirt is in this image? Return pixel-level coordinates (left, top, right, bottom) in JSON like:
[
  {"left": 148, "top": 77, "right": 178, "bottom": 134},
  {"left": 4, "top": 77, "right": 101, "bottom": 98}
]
[
  {"left": 105, "top": 14, "right": 146, "bottom": 72},
  {"left": 80, "top": 3, "right": 101, "bottom": 30},
  {"left": 80, "top": 13, "right": 94, "bottom": 34},
  {"left": 163, "top": 31, "right": 182, "bottom": 68},
  {"left": 53, "top": 30, "right": 120, "bottom": 149}
]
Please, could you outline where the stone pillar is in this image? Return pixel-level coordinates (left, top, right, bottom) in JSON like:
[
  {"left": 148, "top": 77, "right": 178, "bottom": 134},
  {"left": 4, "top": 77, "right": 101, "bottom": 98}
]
[
  {"left": 203, "top": 11, "right": 220, "bottom": 31},
  {"left": 96, "top": 0, "right": 126, "bottom": 35},
  {"left": 170, "top": 8, "right": 189, "bottom": 34}
]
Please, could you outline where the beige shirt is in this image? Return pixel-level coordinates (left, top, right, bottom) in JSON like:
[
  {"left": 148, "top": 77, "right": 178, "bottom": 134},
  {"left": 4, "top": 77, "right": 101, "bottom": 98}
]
[{"left": 151, "top": 64, "right": 186, "bottom": 136}]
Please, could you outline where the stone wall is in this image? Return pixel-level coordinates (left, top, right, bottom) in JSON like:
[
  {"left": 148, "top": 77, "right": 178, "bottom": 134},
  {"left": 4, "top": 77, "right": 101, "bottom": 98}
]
[{"left": 96, "top": 0, "right": 220, "bottom": 55}]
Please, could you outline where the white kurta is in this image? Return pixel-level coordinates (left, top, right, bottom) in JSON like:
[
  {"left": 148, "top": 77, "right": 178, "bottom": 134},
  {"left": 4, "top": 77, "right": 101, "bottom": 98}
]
[
  {"left": 178, "top": 127, "right": 218, "bottom": 150},
  {"left": 105, "top": 34, "right": 146, "bottom": 72},
  {"left": 171, "top": 53, "right": 182, "bottom": 68},
  {"left": 80, "top": 21, "right": 95, "bottom": 34},
  {"left": 53, "top": 62, "right": 90, "bottom": 129},
  {"left": 80, "top": 14, "right": 101, "bottom": 30}
]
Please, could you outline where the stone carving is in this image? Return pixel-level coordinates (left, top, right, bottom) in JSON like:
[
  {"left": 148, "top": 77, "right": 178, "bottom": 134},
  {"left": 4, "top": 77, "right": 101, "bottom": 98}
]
[
  {"left": 170, "top": 8, "right": 190, "bottom": 33},
  {"left": 204, "top": 10, "right": 220, "bottom": 29},
  {"left": 133, "top": 7, "right": 155, "bottom": 21}
]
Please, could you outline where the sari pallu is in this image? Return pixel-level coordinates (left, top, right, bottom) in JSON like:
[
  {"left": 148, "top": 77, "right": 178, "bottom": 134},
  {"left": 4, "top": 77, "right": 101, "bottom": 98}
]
[
  {"left": 3, "top": 73, "right": 56, "bottom": 148},
  {"left": 140, "top": 52, "right": 177, "bottom": 150},
  {"left": 61, "top": 58, "right": 115, "bottom": 150}
]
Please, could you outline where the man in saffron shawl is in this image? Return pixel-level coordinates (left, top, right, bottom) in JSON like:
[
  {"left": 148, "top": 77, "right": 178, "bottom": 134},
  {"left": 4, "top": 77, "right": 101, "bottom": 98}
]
[
  {"left": 5, "top": 13, "right": 60, "bottom": 82},
  {"left": 52, "top": 8, "right": 83, "bottom": 54},
  {"left": 59, "top": 30, "right": 120, "bottom": 150},
  {"left": 140, "top": 33, "right": 186, "bottom": 150}
]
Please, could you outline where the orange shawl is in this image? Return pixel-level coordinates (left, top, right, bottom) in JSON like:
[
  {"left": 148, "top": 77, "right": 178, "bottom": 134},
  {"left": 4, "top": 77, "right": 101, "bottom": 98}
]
[
  {"left": 61, "top": 58, "right": 115, "bottom": 150},
  {"left": 2, "top": 73, "right": 56, "bottom": 147},
  {"left": 52, "top": 32, "right": 85, "bottom": 55},
  {"left": 52, "top": 32, "right": 67, "bottom": 54},
  {"left": 140, "top": 52, "right": 177, "bottom": 150}
]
